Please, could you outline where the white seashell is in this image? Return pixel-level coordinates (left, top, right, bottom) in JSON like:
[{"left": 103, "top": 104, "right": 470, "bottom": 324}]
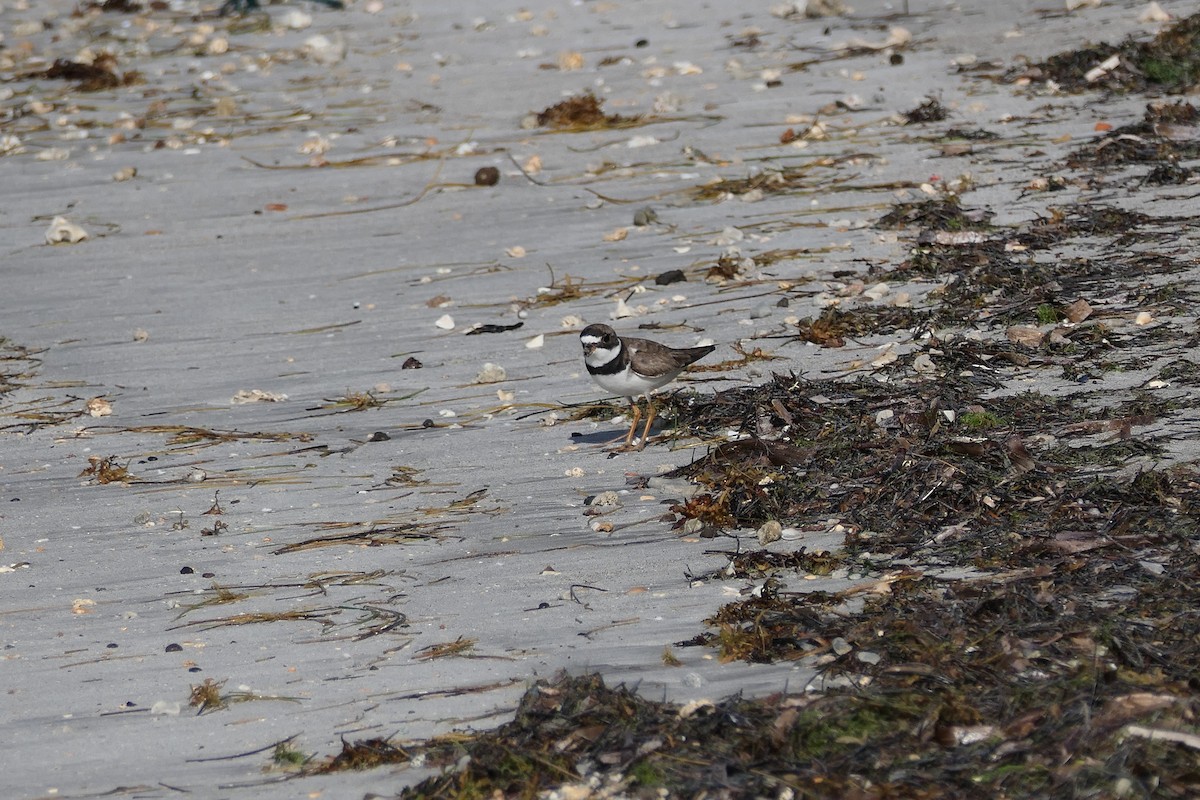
[
  {"left": 1138, "top": 2, "right": 1171, "bottom": 23},
  {"left": 525, "top": 334, "right": 545, "bottom": 349},
  {"left": 45, "top": 216, "right": 89, "bottom": 244},
  {"left": 474, "top": 363, "right": 507, "bottom": 384},
  {"left": 281, "top": 9, "right": 312, "bottom": 29},
  {"left": 302, "top": 34, "right": 346, "bottom": 66},
  {"left": 86, "top": 397, "right": 113, "bottom": 418},
  {"left": 230, "top": 389, "right": 288, "bottom": 404},
  {"left": 435, "top": 314, "right": 455, "bottom": 330},
  {"left": 756, "top": 520, "right": 783, "bottom": 546}
]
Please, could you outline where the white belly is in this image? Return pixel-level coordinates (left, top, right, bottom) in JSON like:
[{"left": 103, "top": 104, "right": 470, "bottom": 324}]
[{"left": 589, "top": 363, "right": 673, "bottom": 398}]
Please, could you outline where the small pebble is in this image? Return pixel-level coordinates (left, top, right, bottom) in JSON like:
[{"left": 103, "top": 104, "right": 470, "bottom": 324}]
[
  {"left": 632, "top": 206, "right": 659, "bottom": 226},
  {"left": 474, "top": 166, "right": 500, "bottom": 186}
]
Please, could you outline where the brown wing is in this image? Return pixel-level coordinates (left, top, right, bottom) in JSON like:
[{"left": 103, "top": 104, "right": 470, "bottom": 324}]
[{"left": 623, "top": 336, "right": 715, "bottom": 376}]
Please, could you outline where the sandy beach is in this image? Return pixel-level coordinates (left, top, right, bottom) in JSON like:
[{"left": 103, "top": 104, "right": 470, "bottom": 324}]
[{"left": 2, "top": 0, "right": 1197, "bottom": 796}]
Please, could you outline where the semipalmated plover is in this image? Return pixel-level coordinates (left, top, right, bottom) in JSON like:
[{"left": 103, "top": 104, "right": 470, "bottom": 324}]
[{"left": 579, "top": 323, "right": 715, "bottom": 451}]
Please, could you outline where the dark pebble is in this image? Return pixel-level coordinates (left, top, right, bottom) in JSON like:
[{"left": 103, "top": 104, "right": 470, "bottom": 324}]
[
  {"left": 474, "top": 166, "right": 500, "bottom": 186},
  {"left": 180, "top": 566, "right": 193, "bottom": 574},
  {"left": 368, "top": 431, "right": 391, "bottom": 442},
  {"left": 106, "top": 642, "right": 118, "bottom": 649},
  {"left": 402, "top": 356, "right": 423, "bottom": 369},
  {"left": 655, "top": 269, "right": 686, "bottom": 286},
  {"left": 422, "top": 419, "right": 436, "bottom": 428},
  {"left": 165, "top": 643, "right": 183, "bottom": 653}
]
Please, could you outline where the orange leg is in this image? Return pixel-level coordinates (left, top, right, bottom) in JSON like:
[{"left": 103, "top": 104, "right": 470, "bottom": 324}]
[
  {"left": 619, "top": 399, "right": 641, "bottom": 450},
  {"left": 636, "top": 397, "right": 657, "bottom": 451}
]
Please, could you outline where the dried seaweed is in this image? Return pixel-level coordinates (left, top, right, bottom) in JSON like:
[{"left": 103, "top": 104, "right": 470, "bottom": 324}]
[
  {"left": 1017, "top": 12, "right": 1200, "bottom": 93},
  {"left": 271, "top": 522, "right": 446, "bottom": 554},
  {"left": 1066, "top": 101, "right": 1200, "bottom": 168},
  {"left": 533, "top": 91, "right": 636, "bottom": 130}
]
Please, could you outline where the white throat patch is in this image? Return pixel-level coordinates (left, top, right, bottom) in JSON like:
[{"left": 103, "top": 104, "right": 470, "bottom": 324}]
[{"left": 584, "top": 344, "right": 621, "bottom": 369}]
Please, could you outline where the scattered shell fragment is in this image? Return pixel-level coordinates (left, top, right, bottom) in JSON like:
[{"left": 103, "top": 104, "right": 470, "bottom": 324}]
[
  {"left": 757, "top": 520, "right": 782, "bottom": 546},
  {"left": 1135, "top": 311, "right": 1153, "bottom": 325},
  {"left": 435, "top": 314, "right": 456, "bottom": 330},
  {"left": 474, "top": 363, "right": 507, "bottom": 384},
  {"left": 506, "top": 245, "right": 527, "bottom": 258},
  {"left": 833, "top": 26, "right": 911, "bottom": 51},
  {"left": 72, "top": 598, "right": 97, "bottom": 615},
  {"left": 112, "top": 166, "right": 137, "bottom": 182},
  {"left": 1063, "top": 298, "right": 1092, "bottom": 323},
  {"left": 302, "top": 34, "right": 347, "bottom": 66},
  {"left": 298, "top": 135, "right": 332, "bottom": 155},
  {"left": 86, "top": 397, "right": 113, "bottom": 418},
  {"left": 1006, "top": 326, "right": 1045, "bottom": 347},
  {"left": 525, "top": 334, "right": 545, "bottom": 349},
  {"left": 590, "top": 519, "right": 614, "bottom": 533},
  {"left": 231, "top": 389, "right": 288, "bottom": 404},
  {"left": 565, "top": 467, "right": 585, "bottom": 478},
  {"left": 281, "top": 9, "right": 313, "bottom": 29},
  {"left": 45, "top": 216, "right": 89, "bottom": 245},
  {"left": 611, "top": 298, "right": 635, "bottom": 319},
  {"left": 930, "top": 230, "right": 987, "bottom": 246},
  {"left": 0, "top": 134, "right": 24, "bottom": 156},
  {"left": 604, "top": 227, "right": 629, "bottom": 242},
  {"left": 870, "top": 345, "right": 898, "bottom": 367},
  {"left": 557, "top": 51, "right": 585, "bottom": 70},
  {"left": 1085, "top": 54, "right": 1121, "bottom": 83},
  {"left": 912, "top": 353, "right": 938, "bottom": 374},
  {"left": 588, "top": 491, "right": 622, "bottom": 507},
  {"left": 1138, "top": 2, "right": 1171, "bottom": 23}
]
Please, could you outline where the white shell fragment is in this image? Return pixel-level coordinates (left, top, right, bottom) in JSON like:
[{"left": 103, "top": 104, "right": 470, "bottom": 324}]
[
  {"left": 302, "top": 34, "right": 347, "bottom": 66},
  {"left": 525, "top": 333, "right": 545, "bottom": 350},
  {"left": 86, "top": 397, "right": 113, "bottom": 418},
  {"left": 757, "top": 520, "right": 783, "bottom": 546},
  {"left": 281, "top": 9, "right": 313, "bottom": 29},
  {"left": 435, "top": 314, "right": 456, "bottom": 330},
  {"left": 231, "top": 389, "right": 288, "bottom": 404},
  {"left": 1139, "top": 2, "right": 1171, "bottom": 23},
  {"left": 474, "top": 363, "right": 507, "bottom": 384},
  {"left": 45, "top": 216, "right": 89, "bottom": 245}
]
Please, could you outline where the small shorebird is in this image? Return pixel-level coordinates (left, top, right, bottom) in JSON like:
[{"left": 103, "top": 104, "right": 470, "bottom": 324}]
[{"left": 579, "top": 323, "right": 715, "bottom": 451}]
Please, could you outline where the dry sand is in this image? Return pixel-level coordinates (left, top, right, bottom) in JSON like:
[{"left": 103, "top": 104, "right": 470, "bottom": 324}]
[{"left": 1, "top": 0, "right": 1192, "bottom": 796}]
